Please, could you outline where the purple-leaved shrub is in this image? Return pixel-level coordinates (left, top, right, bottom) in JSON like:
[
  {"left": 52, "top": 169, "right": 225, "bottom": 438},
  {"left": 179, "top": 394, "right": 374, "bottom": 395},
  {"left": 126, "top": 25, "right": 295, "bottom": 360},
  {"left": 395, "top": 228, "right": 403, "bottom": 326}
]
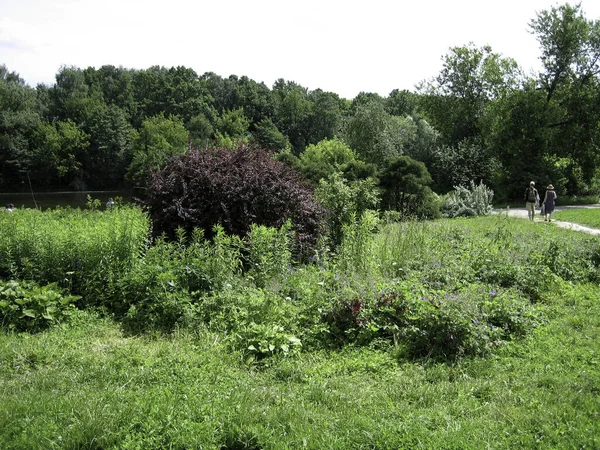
[{"left": 146, "top": 144, "right": 326, "bottom": 257}]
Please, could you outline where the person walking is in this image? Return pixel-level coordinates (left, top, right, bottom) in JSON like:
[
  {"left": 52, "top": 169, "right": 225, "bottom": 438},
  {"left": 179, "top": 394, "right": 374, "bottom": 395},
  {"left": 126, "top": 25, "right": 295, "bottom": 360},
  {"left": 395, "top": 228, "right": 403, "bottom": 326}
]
[
  {"left": 542, "top": 184, "right": 557, "bottom": 222},
  {"left": 524, "top": 181, "right": 539, "bottom": 221}
]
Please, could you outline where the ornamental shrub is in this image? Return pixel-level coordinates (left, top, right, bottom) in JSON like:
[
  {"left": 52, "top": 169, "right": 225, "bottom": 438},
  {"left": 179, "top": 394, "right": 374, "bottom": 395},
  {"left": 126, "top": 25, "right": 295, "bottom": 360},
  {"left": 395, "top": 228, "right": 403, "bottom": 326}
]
[
  {"left": 146, "top": 144, "right": 325, "bottom": 257},
  {"left": 442, "top": 180, "right": 494, "bottom": 218}
]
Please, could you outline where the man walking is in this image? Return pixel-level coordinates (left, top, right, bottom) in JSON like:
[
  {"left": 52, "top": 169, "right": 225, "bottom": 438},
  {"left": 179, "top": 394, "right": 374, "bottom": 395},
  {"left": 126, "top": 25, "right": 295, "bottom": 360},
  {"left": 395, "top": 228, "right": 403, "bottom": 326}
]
[{"left": 524, "top": 181, "right": 539, "bottom": 221}]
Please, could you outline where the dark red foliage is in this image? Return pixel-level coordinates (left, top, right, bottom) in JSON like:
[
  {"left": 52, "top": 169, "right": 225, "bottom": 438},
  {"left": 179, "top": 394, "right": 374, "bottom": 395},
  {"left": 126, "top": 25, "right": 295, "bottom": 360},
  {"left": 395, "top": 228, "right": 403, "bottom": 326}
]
[{"left": 146, "top": 144, "right": 325, "bottom": 254}]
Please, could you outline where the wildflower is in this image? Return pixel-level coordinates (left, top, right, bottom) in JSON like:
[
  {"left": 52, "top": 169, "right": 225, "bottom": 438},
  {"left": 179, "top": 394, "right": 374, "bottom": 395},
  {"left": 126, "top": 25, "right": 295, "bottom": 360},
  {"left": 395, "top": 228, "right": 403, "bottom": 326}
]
[{"left": 490, "top": 290, "right": 497, "bottom": 297}]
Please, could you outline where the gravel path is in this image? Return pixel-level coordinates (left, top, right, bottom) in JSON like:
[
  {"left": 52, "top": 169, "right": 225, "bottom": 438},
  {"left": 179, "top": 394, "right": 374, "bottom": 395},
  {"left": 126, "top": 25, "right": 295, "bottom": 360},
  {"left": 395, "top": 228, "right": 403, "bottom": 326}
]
[{"left": 493, "top": 204, "right": 600, "bottom": 236}]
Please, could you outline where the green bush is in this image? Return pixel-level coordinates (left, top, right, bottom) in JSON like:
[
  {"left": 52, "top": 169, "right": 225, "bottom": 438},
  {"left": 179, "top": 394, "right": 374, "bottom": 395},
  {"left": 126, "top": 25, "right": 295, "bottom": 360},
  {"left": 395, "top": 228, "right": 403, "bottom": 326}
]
[
  {"left": 379, "top": 155, "right": 441, "bottom": 220},
  {"left": 315, "top": 172, "right": 379, "bottom": 246},
  {"left": 318, "top": 279, "right": 542, "bottom": 359},
  {"left": 0, "top": 280, "right": 80, "bottom": 332},
  {"left": 113, "top": 227, "right": 243, "bottom": 332},
  {"left": 245, "top": 221, "right": 294, "bottom": 289}
]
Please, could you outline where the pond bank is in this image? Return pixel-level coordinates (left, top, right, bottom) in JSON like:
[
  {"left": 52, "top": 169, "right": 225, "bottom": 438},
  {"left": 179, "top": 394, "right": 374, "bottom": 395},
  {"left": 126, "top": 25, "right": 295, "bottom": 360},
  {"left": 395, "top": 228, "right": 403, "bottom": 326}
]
[{"left": 0, "top": 190, "right": 135, "bottom": 210}]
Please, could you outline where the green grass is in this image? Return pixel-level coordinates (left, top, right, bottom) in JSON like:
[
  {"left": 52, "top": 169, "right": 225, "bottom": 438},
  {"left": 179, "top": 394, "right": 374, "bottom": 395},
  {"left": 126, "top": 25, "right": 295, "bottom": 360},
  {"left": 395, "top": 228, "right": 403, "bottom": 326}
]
[
  {"left": 1, "top": 282, "right": 599, "bottom": 449},
  {"left": 1, "top": 212, "right": 600, "bottom": 448},
  {"left": 552, "top": 208, "right": 600, "bottom": 229}
]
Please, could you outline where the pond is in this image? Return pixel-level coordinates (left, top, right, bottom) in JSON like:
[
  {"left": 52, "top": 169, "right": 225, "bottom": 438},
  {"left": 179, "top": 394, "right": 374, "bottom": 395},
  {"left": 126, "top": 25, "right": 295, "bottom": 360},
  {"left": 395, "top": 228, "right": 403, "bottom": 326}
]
[{"left": 0, "top": 190, "right": 136, "bottom": 210}]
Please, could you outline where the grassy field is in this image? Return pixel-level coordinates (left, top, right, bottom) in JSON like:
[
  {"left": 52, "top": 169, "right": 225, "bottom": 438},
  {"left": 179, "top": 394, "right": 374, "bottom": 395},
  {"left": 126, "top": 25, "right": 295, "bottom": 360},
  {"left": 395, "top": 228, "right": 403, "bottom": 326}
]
[
  {"left": 553, "top": 208, "right": 600, "bottom": 229},
  {"left": 1, "top": 210, "right": 600, "bottom": 449}
]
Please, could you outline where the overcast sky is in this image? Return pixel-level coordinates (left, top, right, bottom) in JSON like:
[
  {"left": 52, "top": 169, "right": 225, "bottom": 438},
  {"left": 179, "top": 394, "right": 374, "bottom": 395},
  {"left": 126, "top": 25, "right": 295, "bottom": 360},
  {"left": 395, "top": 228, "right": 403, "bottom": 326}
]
[{"left": 1, "top": 0, "right": 599, "bottom": 99}]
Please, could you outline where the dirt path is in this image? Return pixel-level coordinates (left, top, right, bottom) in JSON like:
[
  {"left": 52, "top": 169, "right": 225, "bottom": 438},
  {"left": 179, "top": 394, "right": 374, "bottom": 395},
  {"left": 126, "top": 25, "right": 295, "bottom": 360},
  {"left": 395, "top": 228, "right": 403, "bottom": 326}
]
[{"left": 493, "top": 204, "right": 600, "bottom": 236}]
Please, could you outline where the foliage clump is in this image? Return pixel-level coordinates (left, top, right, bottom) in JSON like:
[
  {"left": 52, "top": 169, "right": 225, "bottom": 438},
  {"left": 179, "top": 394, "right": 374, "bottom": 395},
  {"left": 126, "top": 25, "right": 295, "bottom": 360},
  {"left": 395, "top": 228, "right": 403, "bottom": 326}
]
[
  {"left": 315, "top": 173, "right": 380, "bottom": 246},
  {"left": 442, "top": 180, "right": 494, "bottom": 218},
  {"left": 0, "top": 280, "right": 80, "bottom": 332},
  {"left": 146, "top": 144, "right": 326, "bottom": 255},
  {"left": 379, "top": 156, "right": 441, "bottom": 219}
]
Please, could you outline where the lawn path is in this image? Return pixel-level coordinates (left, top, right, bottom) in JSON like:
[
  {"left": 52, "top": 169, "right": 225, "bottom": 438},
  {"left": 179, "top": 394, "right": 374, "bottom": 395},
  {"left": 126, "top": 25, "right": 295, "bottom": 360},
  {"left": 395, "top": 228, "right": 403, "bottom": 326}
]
[{"left": 493, "top": 204, "right": 600, "bottom": 236}]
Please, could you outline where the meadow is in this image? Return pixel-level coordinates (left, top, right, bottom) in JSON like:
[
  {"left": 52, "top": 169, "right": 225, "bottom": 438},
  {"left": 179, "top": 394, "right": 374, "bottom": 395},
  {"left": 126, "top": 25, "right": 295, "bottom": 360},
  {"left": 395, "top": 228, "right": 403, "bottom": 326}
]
[{"left": 1, "top": 206, "right": 599, "bottom": 449}]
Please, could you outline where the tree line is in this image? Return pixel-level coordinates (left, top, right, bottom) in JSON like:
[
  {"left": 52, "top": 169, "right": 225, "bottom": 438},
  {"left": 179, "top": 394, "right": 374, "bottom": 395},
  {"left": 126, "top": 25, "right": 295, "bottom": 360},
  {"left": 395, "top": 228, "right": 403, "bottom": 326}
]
[{"left": 1, "top": 3, "right": 598, "bottom": 202}]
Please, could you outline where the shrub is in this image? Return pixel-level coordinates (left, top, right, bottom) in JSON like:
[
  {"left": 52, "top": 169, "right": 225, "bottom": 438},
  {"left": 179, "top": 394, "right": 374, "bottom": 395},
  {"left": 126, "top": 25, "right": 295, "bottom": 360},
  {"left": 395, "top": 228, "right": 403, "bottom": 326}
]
[
  {"left": 379, "top": 156, "right": 441, "bottom": 219},
  {"left": 315, "top": 172, "right": 380, "bottom": 246},
  {"left": 323, "top": 282, "right": 542, "bottom": 359},
  {"left": 146, "top": 144, "right": 326, "bottom": 257},
  {"left": 113, "top": 227, "right": 244, "bottom": 332},
  {"left": 245, "top": 221, "right": 294, "bottom": 289},
  {"left": 0, "top": 280, "right": 80, "bottom": 332},
  {"left": 442, "top": 180, "right": 494, "bottom": 218}
]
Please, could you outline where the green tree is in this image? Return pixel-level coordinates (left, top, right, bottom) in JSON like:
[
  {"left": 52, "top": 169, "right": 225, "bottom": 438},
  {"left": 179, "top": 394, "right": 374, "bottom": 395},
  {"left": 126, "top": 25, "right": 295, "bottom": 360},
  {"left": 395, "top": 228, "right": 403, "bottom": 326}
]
[
  {"left": 272, "top": 79, "right": 312, "bottom": 154},
  {"left": 0, "top": 69, "right": 41, "bottom": 187},
  {"left": 483, "top": 82, "right": 552, "bottom": 199},
  {"left": 84, "top": 105, "right": 137, "bottom": 188},
  {"left": 529, "top": 2, "right": 600, "bottom": 193},
  {"left": 133, "top": 66, "right": 215, "bottom": 126},
  {"left": 428, "top": 138, "right": 500, "bottom": 193},
  {"left": 252, "top": 118, "right": 289, "bottom": 152},
  {"left": 33, "top": 120, "right": 89, "bottom": 186},
  {"left": 298, "top": 137, "right": 359, "bottom": 185},
  {"left": 127, "top": 114, "right": 189, "bottom": 188},
  {"left": 385, "top": 89, "right": 418, "bottom": 116},
  {"left": 187, "top": 114, "right": 214, "bottom": 149},
  {"left": 215, "top": 107, "right": 250, "bottom": 147},
  {"left": 418, "top": 44, "right": 521, "bottom": 145},
  {"left": 306, "top": 89, "right": 345, "bottom": 144},
  {"left": 343, "top": 98, "right": 410, "bottom": 166},
  {"left": 83, "top": 65, "right": 138, "bottom": 121},
  {"left": 49, "top": 66, "right": 102, "bottom": 124},
  {"left": 379, "top": 156, "right": 439, "bottom": 219}
]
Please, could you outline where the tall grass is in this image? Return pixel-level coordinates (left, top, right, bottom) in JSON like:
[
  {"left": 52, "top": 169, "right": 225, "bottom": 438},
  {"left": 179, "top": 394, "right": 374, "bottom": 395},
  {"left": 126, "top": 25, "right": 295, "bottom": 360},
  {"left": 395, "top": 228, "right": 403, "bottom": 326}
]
[{"left": 0, "top": 206, "right": 150, "bottom": 299}]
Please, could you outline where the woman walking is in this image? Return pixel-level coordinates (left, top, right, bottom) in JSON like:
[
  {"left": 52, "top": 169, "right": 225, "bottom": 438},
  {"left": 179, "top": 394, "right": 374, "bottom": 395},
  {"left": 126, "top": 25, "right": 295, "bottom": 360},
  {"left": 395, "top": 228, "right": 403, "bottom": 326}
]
[{"left": 543, "top": 184, "right": 557, "bottom": 222}]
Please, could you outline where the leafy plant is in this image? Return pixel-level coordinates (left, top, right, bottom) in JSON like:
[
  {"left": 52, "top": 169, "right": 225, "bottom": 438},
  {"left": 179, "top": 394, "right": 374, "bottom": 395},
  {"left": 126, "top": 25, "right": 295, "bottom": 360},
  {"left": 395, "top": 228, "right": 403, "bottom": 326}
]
[
  {"left": 379, "top": 155, "right": 441, "bottom": 219},
  {"left": 246, "top": 221, "right": 293, "bottom": 289},
  {"left": 315, "top": 172, "right": 380, "bottom": 246},
  {"left": 0, "top": 279, "right": 80, "bottom": 332},
  {"left": 237, "top": 323, "right": 302, "bottom": 364}
]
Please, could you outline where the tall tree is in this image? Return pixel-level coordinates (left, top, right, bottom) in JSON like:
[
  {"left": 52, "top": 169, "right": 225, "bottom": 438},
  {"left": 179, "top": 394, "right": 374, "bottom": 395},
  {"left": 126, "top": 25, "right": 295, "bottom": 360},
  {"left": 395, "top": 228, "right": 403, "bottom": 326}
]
[
  {"left": 0, "top": 67, "right": 41, "bottom": 188},
  {"left": 529, "top": 2, "right": 600, "bottom": 192},
  {"left": 418, "top": 43, "right": 521, "bottom": 146},
  {"left": 127, "top": 114, "right": 189, "bottom": 188},
  {"left": 84, "top": 105, "right": 137, "bottom": 188},
  {"left": 271, "top": 79, "right": 312, "bottom": 154},
  {"left": 342, "top": 97, "right": 410, "bottom": 166}
]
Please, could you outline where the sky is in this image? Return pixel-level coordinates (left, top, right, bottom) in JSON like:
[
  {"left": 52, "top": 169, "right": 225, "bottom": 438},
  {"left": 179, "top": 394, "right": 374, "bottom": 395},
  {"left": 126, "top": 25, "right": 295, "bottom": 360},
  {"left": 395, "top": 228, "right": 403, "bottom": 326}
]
[{"left": 1, "top": 0, "right": 599, "bottom": 99}]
